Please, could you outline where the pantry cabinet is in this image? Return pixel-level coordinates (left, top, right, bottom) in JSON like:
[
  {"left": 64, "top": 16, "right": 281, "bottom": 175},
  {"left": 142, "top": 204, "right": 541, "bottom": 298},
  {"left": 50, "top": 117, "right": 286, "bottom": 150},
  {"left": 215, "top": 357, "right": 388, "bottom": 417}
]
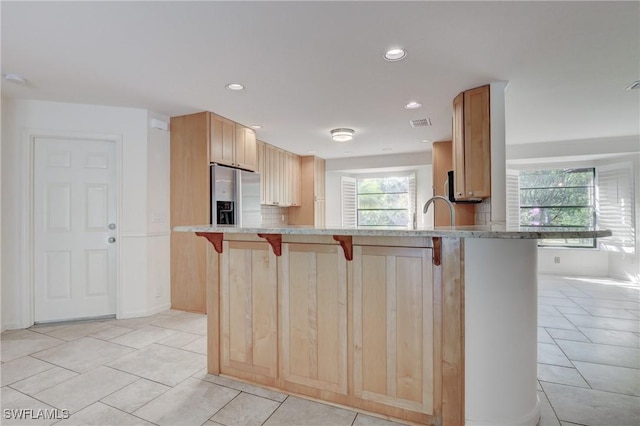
[
  {"left": 289, "top": 156, "right": 326, "bottom": 227},
  {"left": 452, "top": 85, "right": 490, "bottom": 200},
  {"left": 171, "top": 111, "right": 257, "bottom": 314},
  {"left": 210, "top": 113, "right": 257, "bottom": 171}
]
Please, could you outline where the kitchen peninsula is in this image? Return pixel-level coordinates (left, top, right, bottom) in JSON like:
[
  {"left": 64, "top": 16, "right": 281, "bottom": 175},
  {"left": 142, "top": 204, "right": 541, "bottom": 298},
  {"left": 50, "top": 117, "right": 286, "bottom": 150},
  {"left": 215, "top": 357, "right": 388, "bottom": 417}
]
[{"left": 174, "top": 225, "right": 611, "bottom": 426}]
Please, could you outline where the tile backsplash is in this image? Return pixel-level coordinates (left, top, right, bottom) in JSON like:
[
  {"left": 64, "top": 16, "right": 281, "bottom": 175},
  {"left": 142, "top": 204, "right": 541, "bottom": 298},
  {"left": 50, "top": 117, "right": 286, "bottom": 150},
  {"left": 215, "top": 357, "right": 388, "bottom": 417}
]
[{"left": 261, "top": 205, "right": 289, "bottom": 226}]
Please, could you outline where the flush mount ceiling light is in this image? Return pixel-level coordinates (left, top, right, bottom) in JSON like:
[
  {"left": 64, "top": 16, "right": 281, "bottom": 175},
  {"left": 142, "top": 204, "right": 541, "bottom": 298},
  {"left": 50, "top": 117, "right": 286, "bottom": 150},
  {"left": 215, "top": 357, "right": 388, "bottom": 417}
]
[
  {"left": 250, "top": 125, "right": 262, "bottom": 129},
  {"left": 330, "top": 128, "right": 355, "bottom": 142},
  {"left": 4, "top": 73, "right": 27, "bottom": 85},
  {"left": 384, "top": 48, "right": 407, "bottom": 62},
  {"left": 404, "top": 101, "right": 422, "bottom": 109},
  {"left": 420, "top": 139, "right": 432, "bottom": 144},
  {"left": 626, "top": 80, "right": 640, "bottom": 90},
  {"left": 225, "top": 83, "right": 244, "bottom": 91}
]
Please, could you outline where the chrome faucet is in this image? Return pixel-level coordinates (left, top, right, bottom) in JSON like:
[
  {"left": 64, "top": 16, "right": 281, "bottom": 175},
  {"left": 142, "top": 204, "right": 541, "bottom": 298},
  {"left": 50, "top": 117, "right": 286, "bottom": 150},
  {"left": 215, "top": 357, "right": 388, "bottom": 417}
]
[{"left": 423, "top": 195, "right": 456, "bottom": 226}]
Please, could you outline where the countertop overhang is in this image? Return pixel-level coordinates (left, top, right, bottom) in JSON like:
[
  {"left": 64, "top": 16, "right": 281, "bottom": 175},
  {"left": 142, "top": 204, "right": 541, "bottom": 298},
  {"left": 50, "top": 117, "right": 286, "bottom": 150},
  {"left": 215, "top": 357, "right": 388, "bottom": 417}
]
[{"left": 174, "top": 224, "right": 612, "bottom": 240}]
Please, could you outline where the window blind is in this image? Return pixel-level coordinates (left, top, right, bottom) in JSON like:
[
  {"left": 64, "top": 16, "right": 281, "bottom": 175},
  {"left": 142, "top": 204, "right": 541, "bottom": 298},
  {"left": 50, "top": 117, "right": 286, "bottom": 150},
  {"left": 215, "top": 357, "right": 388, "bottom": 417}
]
[
  {"left": 506, "top": 169, "right": 520, "bottom": 229},
  {"left": 408, "top": 173, "right": 417, "bottom": 228},
  {"left": 341, "top": 176, "right": 357, "bottom": 228},
  {"left": 597, "top": 162, "right": 635, "bottom": 253}
]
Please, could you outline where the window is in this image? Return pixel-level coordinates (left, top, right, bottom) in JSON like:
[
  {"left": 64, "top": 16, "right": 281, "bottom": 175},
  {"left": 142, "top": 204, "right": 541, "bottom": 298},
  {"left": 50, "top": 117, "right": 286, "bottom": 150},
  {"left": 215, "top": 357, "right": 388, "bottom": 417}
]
[
  {"left": 519, "top": 168, "right": 596, "bottom": 248},
  {"left": 341, "top": 174, "right": 416, "bottom": 228}
]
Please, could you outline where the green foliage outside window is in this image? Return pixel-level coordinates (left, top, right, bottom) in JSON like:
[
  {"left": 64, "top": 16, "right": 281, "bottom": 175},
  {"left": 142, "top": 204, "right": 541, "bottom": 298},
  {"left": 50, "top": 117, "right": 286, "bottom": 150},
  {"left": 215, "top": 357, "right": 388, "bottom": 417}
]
[
  {"left": 357, "top": 177, "right": 409, "bottom": 227},
  {"left": 519, "top": 168, "right": 596, "bottom": 248}
]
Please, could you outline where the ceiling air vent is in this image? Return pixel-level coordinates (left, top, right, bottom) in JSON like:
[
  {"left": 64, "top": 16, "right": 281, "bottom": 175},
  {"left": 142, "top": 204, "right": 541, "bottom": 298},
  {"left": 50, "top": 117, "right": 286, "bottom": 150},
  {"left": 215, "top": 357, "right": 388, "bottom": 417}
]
[{"left": 409, "top": 118, "right": 432, "bottom": 128}]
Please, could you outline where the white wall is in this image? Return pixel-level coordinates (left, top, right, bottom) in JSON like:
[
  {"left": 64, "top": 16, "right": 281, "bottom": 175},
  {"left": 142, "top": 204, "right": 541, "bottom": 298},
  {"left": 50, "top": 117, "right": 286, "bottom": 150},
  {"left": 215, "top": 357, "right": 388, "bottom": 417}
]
[
  {"left": 538, "top": 248, "right": 609, "bottom": 277},
  {"left": 325, "top": 152, "right": 433, "bottom": 229},
  {"left": 1, "top": 98, "right": 170, "bottom": 330}
]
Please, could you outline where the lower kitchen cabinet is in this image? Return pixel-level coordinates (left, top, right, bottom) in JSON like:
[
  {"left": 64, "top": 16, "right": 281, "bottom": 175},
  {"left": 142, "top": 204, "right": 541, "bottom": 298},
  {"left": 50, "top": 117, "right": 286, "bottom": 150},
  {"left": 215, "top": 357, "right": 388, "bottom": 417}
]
[
  {"left": 210, "top": 235, "right": 456, "bottom": 425},
  {"left": 352, "top": 245, "right": 434, "bottom": 415},
  {"left": 279, "top": 243, "right": 348, "bottom": 395},
  {"left": 219, "top": 241, "right": 278, "bottom": 381}
]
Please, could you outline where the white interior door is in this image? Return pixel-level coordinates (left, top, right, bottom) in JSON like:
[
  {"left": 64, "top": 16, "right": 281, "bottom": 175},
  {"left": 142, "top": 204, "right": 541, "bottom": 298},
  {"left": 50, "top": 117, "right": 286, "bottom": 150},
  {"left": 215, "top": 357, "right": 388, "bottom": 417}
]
[{"left": 34, "top": 137, "right": 117, "bottom": 322}]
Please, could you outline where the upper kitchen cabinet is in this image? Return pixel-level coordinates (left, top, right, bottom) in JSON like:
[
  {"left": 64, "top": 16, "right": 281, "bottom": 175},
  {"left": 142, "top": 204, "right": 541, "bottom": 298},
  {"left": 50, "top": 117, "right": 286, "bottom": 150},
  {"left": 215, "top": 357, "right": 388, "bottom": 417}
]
[
  {"left": 452, "top": 85, "right": 490, "bottom": 200},
  {"left": 258, "top": 141, "right": 301, "bottom": 207},
  {"left": 210, "top": 113, "right": 257, "bottom": 171},
  {"left": 289, "top": 155, "right": 325, "bottom": 227},
  {"left": 235, "top": 124, "right": 257, "bottom": 171}
]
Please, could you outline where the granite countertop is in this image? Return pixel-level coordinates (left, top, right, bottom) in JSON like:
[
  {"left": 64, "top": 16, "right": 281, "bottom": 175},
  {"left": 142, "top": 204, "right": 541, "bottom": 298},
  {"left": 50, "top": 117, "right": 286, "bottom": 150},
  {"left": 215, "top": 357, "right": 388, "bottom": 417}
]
[{"left": 174, "top": 224, "right": 612, "bottom": 240}]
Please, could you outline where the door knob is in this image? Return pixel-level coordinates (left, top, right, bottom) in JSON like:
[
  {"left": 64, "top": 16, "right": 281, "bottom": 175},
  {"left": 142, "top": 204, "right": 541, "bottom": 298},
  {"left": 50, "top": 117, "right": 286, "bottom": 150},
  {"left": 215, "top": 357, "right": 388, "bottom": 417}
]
[
  {"left": 108, "top": 237, "right": 116, "bottom": 243},
  {"left": 108, "top": 223, "right": 116, "bottom": 230}
]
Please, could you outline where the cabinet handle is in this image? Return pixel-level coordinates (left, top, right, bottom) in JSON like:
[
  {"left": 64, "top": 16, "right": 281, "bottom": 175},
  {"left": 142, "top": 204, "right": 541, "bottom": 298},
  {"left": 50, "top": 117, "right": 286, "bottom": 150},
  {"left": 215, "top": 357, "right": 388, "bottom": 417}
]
[{"left": 468, "top": 191, "right": 473, "bottom": 196}]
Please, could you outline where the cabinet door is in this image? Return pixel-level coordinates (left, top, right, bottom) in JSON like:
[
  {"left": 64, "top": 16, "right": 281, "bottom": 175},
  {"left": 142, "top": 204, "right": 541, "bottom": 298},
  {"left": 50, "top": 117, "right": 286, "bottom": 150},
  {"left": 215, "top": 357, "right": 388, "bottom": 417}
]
[
  {"left": 463, "top": 85, "right": 491, "bottom": 198},
  {"left": 352, "top": 245, "right": 434, "bottom": 414},
  {"left": 313, "top": 199, "right": 325, "bottom": 228},
  {"left": 266, "top": 145, "right": 281, "bottom": 205},
  {"left": 280, "top": 243, "right": 348, "bottom": 395},
  {"left": 210, "top": 114, "right": 235, "bottom": 167},
  {"left": 256, "top": 140, "right": 266, "bottom": 204},
  {"left": 290, "top": 153, "right": 301, "bottom": 206},
  {"left": 235, "top": 125, "right": 257, "bottom": 171},
  {"left": 314, "top": 157, "right": 326, "bottom": 199},
  {"left": 220, "top": 241, "right": 278, "bottom": 379},
  {"left": 451, "top": 93, "right": 465, "bottom": 200}
]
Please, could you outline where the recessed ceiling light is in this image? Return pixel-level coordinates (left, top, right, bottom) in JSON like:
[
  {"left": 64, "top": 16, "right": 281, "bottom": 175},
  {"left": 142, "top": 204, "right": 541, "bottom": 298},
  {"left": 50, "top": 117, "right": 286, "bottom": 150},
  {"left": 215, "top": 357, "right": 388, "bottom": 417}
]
[
  {"left": 344, "top": 151, "right": 353, "bottom": 154},
  {"left": 250, "top": 125, "right": 262, "bottom": 129},
  {"left": 420, "top": 139, "right": 432, "bottom": 144},
  {"left": 330, "top": 128, "right": 355, "bottom": 142},
  {"left": 382, "top": 147, "right": 392, "bottom": 152},
  {"left": 404, "top": 101, "right": 422, "bottom": 109},
  {"left": 384, "top": 48, "right": 407, "bottom": 62},
  {"left": 4, "top": 73, "right": 27, "bottom": 85},
  {"left": 226, "top": 83, "right": 244, "bottom": 91},
  {"left": 626, "top": 80, "right": 640, "bottom": 90},
  {"left": 307, "top": 150, "right": 317, "bottom": 154}
]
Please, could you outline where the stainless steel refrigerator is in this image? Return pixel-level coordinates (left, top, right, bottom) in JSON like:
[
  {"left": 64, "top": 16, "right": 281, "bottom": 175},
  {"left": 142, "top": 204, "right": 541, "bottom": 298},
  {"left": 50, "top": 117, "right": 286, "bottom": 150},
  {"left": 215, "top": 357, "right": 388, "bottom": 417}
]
[{"left": 210, "top": 164, "right": 261, "bottom": 227}]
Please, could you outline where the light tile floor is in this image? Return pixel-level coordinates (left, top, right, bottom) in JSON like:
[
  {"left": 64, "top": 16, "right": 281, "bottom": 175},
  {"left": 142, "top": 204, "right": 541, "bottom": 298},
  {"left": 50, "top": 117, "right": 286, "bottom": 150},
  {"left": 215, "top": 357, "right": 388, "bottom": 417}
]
[{"left": 1, "top": 274, "right": 638, "bottom": 425}]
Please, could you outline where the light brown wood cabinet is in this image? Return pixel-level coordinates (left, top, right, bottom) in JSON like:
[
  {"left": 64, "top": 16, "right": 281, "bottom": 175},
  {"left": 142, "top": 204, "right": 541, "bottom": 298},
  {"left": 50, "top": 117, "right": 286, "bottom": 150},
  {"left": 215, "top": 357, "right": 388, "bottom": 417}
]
[
  {"left": 234, "top": 124, "right": 257, "bottom": 171},
  {"left": 170, "top": 112, "right": 210, "bottom": 313},
  {"left": 289, "top": 155, "right": 326, "bottom": 227},
  {"left": 452, "top": 85, "right": 490, "bottom": 200},
  {"left": 432, "top": 141, "right": 475, "bottom": 226},
  {"left": 208, "top": 234, "right": 463, "bottom": 425},
  {"left": 171, "top": 112, "right": 256, "bottom": 314},
  {"left": 280, "top": 243, "right": 348, "bottom": 395},
  {"left": 352, "top": 245, "right": 434, "bottom": 414},
  {"left": 220, "top": 240, "right": 278, "bottom": 380},
  {"left": 257, "top": 141, "right": 301, "bottom": 207},
  {"left": 210, "top": 113, "right": 257, "bottom": 171}
]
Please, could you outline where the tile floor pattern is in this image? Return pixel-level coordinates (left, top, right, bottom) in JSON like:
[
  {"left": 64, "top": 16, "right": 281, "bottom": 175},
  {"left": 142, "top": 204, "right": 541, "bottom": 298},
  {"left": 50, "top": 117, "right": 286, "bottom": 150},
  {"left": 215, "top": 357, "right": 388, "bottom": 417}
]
[{"left": 1, "top": 274, "right": 638, "bottom": 426}]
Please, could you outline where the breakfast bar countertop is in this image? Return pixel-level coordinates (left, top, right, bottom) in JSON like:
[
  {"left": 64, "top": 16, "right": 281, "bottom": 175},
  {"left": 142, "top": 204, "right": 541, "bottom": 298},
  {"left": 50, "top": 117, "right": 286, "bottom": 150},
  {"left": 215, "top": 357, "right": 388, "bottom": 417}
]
[{"left": 173, "top": 224, "right": 612, "bottom": 240}]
